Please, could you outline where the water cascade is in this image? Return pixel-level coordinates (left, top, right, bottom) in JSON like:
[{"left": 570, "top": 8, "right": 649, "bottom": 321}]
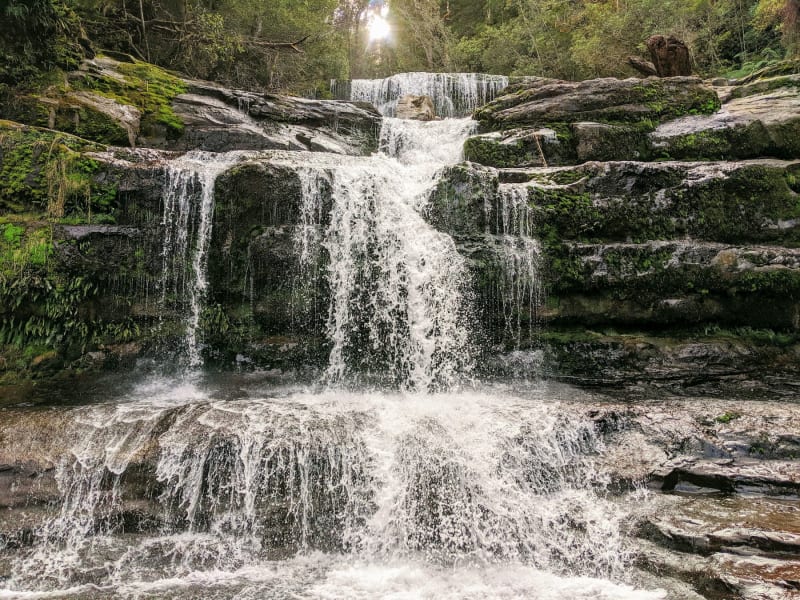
[
  {"left": 280, "top": 118, "right": 478, "bottom": 390},
  {"left": 332, "top": 72, "right": 509, "bottom": 117},
  {"left": 0, "top": 77, "right": 665, "bottom": 600},
  {"left": 4, "top": 386, "right": 658, "bottom": 599},
  {"left": 160, "top": 152, "right": 247, "bottom": 366},
  {"left": 494, "top": 184, "right": 543, "bottom": 345}
]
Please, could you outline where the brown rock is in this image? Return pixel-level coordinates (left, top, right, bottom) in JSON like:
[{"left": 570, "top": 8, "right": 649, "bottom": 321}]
[
  {"left": 396, "top": 94, "right": 436, "bottom": 121},
  {"left": 647, "top": 35, "right": 692, "bottom": 77}
]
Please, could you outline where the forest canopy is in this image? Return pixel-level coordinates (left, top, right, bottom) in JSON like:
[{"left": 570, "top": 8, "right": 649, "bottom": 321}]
[{"left": 0, "top": 0, "right": 797, "bottom": 94}]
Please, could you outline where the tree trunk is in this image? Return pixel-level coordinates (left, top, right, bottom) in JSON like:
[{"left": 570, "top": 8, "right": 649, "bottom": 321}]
[{"left": 647, "top": 35, "right": 692, "bottom": 77}]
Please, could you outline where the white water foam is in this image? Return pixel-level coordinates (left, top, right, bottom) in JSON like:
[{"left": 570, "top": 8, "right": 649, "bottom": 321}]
[
  {"left": 4, "top": 386, "right": 661, "bottom": 599},
  {"left": 335, "top": 72, "right": 509, "bottom": 117}
]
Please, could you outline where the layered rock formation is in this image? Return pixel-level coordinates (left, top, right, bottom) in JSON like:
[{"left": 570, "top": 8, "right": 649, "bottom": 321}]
[
  {"left": 446, "top": 72, "right": 800, "bottom": 389},
  {"left": 1, "top": 59, "right": 799, "bottom": 391}
]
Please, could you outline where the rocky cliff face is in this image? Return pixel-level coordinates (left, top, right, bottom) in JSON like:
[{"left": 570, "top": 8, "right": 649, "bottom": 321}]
[
  {"left": 440, "top": 73, "right": 800, "bottom": 390},
  {"left": 1, "top": 59, "right": 799, "bottom": 392}
]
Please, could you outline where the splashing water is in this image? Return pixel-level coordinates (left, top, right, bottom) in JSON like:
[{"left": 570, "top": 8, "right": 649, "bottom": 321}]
[{"left": 3, "top": 385, "right": 662, "bottom": 599}]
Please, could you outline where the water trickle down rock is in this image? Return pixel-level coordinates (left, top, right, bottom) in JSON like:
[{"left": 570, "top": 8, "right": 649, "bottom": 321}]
[{"left": 160, "top": 151, "right": 248, "bottom": 367}]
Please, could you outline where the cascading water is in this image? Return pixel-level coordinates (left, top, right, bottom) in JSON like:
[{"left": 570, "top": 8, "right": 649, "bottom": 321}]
[
  {"left": 1, "top": 77, "right": 665, "bottom": 600},
  {"left": 3, "top": 384, "right": 661, "bottom": 599},
  {"left": 332, "top": 72, "right": 509, "bottom": 117},
  {"left": 494, "top": 184, "right": 543, "bottom": 345},
  {"left": 283, "top": 118, "right": 478, "bottom": 391},
  {"left": 160, "top": 151, "right": 246, "bottom": 367}
]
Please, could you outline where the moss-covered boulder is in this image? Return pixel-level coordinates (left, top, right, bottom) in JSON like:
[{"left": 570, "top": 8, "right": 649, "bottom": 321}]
[
  {"left": 429, "top": 160, "right": 800, "bottom": 247},
  {"left": 474, "top": 76, "right": 720, "bottom": 130},
  {"left": 544, "top": 242, "right": 800, "bottom": 329},
  {"left": 464, "top": 122, "right": 653, "bottom": 168},
  {"left": 651, "top": 76, "right": 800, "bottom": 161},
  {"left": 538, "top": 328, "right": 800, "bottom": 389}
]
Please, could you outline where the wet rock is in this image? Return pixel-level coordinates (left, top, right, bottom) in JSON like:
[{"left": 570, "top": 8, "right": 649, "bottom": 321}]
[
  {"left": 655, "top": 458, "right": 800, "bottom": 495},
  {"left": 463, "top": 128, "right": 572, "bottom": 167},
  {"left": 175, "top": 80, "right": 381, "bottom": 154},
  {"left": 635, "top": 494, "right": 800, "bottom": 598},
  {"left": 651, "top": 77, "right": 800, "bottom": 160},
  {"left": 475, "top": 76, "right": 719, "bottom": 129},
  {"left": 396, "top": 94, "right": 436, "bottom": 121},
  {"left": 433, "top": 159, "right": 800, "bottom": 245},
  {"left": 546, "top": 241, "right": 800, "bottom": 329}
]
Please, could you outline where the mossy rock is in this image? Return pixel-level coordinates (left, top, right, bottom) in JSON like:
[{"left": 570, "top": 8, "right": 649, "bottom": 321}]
[
  {"left": 427, "top": 163, "right": 498, "bottom": 235},
  {"left": 542, "top": 241, "right": 800, "bottom": 330},
  {"left": 71, "top": 57, "right": 186, "bottom": 141},
  {"left": 475, "top": 76, "right": 720, "bottom": 130},
  {"left": 0, "top": 120, "right": 116, "bottom": 217},
  {"left": 464, "top": 128, "right": 576, "bottom": 168},
  {"left": 539, "top": 326, "right": 800, "bottom": 386}
]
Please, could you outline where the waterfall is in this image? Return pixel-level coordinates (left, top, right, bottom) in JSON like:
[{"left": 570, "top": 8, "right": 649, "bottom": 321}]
[
  {"left": 495, "top": 184, "right": 543, "bottom": 345},
  {"left": 333, "top": 72, "right": 509, "bottom": 117},
  {"left": 160, "top": 151, "right": 245, "bottom": 367},
  {"left": 280, "top": 118, "right": 477, "bottom": 391},
  {"left": 6, "top": 387, "right": 653, "bottom": 598},
  {"left": 0, "top": 76, "right": 662, "bottom": 600}
]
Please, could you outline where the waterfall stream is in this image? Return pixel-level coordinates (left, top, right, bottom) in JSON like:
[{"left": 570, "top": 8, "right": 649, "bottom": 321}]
[
  {"left": 284, "top": 118, "right": 477, "bottom": 390},
  {"left": 332, "top": 72, "right": 509, "bottom": 117},
  {"left": 160, "top": 152, "right": 248, "bottom": 367},
  {"left": 0, "top": 76, "right": 665, "bottom": 600}
]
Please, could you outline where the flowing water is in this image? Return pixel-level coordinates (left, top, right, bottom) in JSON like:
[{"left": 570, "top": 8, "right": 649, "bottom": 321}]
[
  {"left": 332, "top": 72, "right": 509, "bottom": 117},
  {"left": 283, "top": 117, "right": 477, "bottom": 390},
  {"left": 0, "top": 379, "right": 663, "bottom": 599},
  {"left": 160, "top": 152, "right": 250, "bottom": 366},
  {"left": 0, "top": 77, "right": 666, "bottom": 599}
]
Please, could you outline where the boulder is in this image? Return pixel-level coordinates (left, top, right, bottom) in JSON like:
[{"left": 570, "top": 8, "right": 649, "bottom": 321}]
[
  {"left": 474, "top": 76, "right": 719, "bottom": 129},
  {"left": 651, "top": 75, "right": 800, "bottom": 160},
  {"left": 395, "top": 94, "right": 436, "bottom": 121},
  {"left": 647, "top": 35, "right": 692, "bottom": 77}
]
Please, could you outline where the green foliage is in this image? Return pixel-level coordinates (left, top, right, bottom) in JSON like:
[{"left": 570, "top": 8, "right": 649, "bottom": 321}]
[
  {"left": 73, "top": 0, "right": 348, "bottom": 94},
  {"left": 0, "top": 0, "right": 84, "bottom": 85},
  {"left": 0, "top": 121, "right": 116, "bottom": 219},
  {"left": 447, "top": 0, "right": 786, "bottom": 79}
]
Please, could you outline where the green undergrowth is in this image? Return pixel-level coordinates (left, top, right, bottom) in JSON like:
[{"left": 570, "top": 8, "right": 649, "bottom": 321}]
[{"left": 0, "top": 121, "right": 117, "bottom": 220}]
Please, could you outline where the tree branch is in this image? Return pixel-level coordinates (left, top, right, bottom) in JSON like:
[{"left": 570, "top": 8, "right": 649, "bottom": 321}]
[{"left": 244, "top": 35, "right": 310, "bottom": 53}]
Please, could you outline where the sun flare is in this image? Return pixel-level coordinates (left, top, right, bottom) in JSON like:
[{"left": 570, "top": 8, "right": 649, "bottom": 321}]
[{"left": 368, "top": 14, "right": 390, "bottom": 42}]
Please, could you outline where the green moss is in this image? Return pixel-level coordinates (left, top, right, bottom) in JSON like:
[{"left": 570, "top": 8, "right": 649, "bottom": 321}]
[
  {"left": 74, "top": 59, "right": 186, "bottom": 138},
  {"left": 0, "top": 121, "right": 118, "bottom": 219},
  {"left": 2, "top": 224, "right": 24, "bottom": 246},
  {"left": 715, "top": 411, "right": 742, "bottom": 423},
  {"left": 0, "top": 223, "right": 53, "bottom": 276},
  {"left": 464, "top": 136, "right": 540, "bottom": 168}
]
